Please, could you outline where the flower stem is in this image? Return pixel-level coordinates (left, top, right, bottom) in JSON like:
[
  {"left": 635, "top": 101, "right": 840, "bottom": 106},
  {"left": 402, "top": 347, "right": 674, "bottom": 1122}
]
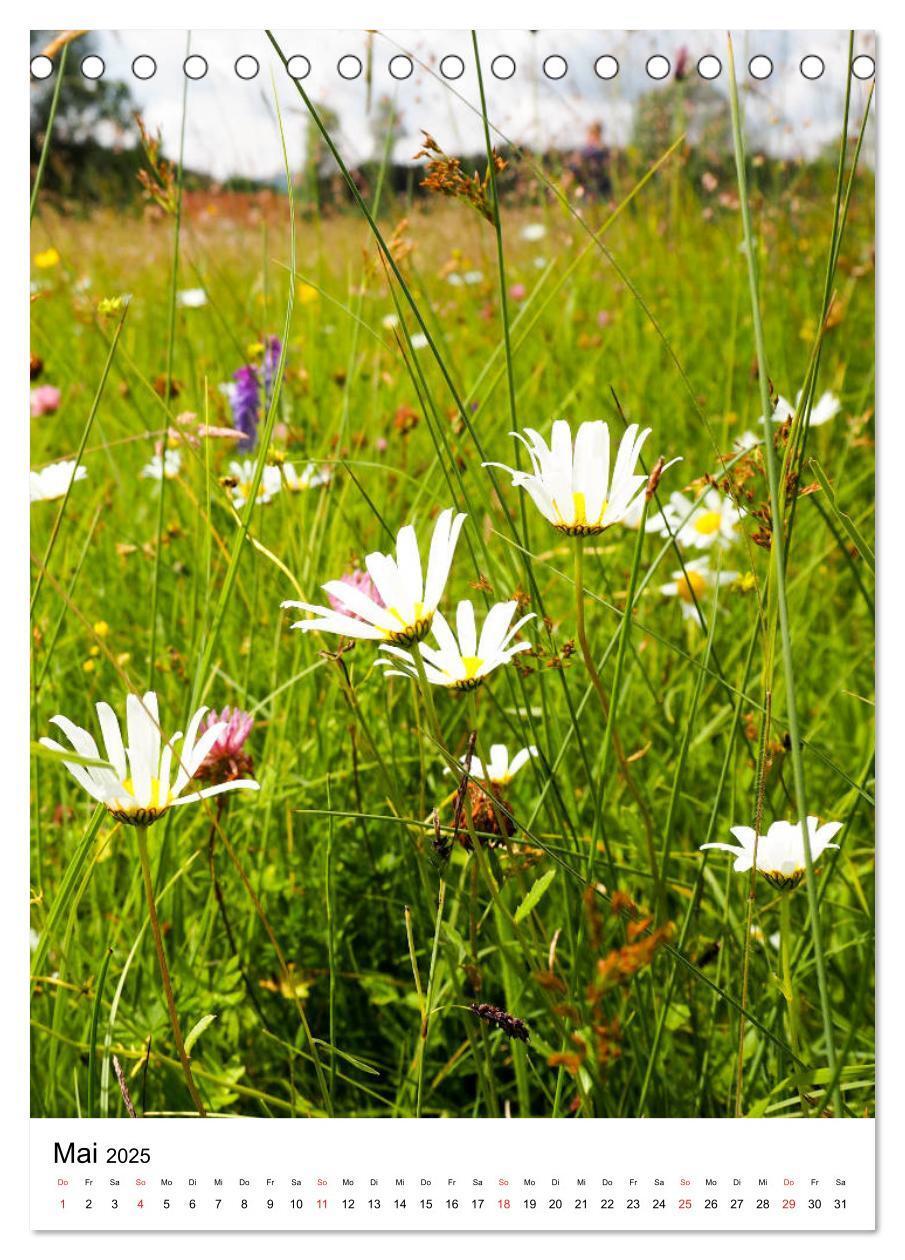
[
  {"left": 574, "top": 535, "right": 661, "bottom": 906},
  {"left": 780, "top": 892, "right": 809, "bottom": 1116},
  {"left": 734, "top": 688, "right": 770, "bottom": 1117},
  {"left": 135, "top": 825, "right": 206, "bottom": 1117},
  {"left": 415, "top": 880, "right": 446, "bottom": 1118}
]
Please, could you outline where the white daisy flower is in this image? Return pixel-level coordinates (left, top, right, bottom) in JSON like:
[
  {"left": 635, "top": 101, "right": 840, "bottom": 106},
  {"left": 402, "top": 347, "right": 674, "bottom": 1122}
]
[
  {"left": 520, "top": 223, "right": 546, "bottom": 242},
  {"left": 281, "top": 461, "right": 331, "bottom": 492},
  {"left": 410, "top": 332, "right": 429, "bottom": 350},
  {"left": 382, "top": 313, "right": 400, "bottom": 330},
  {"left": 284, "top": 508, "right": 466, "bottom": 647},
  {"left": 446, "top": 272, "right": 464, "bottom": 287},
  {"left": 801, "top": 389, "right": 841, "bottom": 427},
  {"left": 226, "top": 459, "right": 283, "bottom": 509},
  {"left": 444, "top": 742, "right": 538, "bottom": 786},
  {"left": 463, "top": 270, "right": 484, "bottom": 285},
  {"left": 141, "top": 449, "right": 182, "bottom": 481},
  {"left": 176, "top": 288, "right": 207, "bottom": 308},
  {"left": 660, "top": 556, "right": 739, "bottom": 627},
  {"left": 760, "top": 394, "right": 795, "bottom": 426},
  {"left": 39, "top": 691, "right": 259, "bottom": 827},
  {"left": 701, "top": 817, "right": 842, "bottom": 890},
  {"left": 647, "top": 488, "right": 743, "bottom": 550},
  {"left": 763, "top": 389, "right": 841, "bottom": 429},
  {"left": 532, "top": 256, "right": 548, "bottom": 269},
  {"left": 733, "top": 430, "right": 762, "bottom": 453},
  {"left": 30, "top": 459, "right": 87, "bottom": 503},
  {"left": 485, "top": 419, "right": 669, "bottom": 536},
  {"left": 380, "top": 599, "right": 534, "bottom": 691}
]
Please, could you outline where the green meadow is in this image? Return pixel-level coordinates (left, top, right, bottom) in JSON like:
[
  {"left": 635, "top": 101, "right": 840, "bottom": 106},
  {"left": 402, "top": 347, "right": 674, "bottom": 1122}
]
[{"left": 29, "top": 44, "right": 875, "bottom": 1120}]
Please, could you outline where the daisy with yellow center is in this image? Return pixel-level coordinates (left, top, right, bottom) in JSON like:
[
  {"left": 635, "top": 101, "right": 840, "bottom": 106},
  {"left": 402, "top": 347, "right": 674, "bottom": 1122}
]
[
  {"left": 40, "top": 691, "right": 259, "bottom": 1119},
  {"left": 280, "top": 461, "right": 332, "bottom": 492},
  {"left": 701, "top": 817, "right": 842, "bottom": 891},
  {"left": 40, "top": 691, "right": 260, "bottom": 826},
  {"left": 225, "top": 459, "right": 283, "bottom": 509},
  {"left": 379, "top": 599, "right": 534, "bottom": 690},
  {"left": 660, "top": 557, "right": 738, "bottom": 627},
  {"left": 284, "top": 508, "right": 466, "bottom": 648},
  {"left": 646, "top": 488, "right": 743, "bottom": 550},
  {"left": 484, "top": 419, "right": 672, "bottom": 536},
  {"left": 444, "top": 742, "right": 539, "bottom": 787}
]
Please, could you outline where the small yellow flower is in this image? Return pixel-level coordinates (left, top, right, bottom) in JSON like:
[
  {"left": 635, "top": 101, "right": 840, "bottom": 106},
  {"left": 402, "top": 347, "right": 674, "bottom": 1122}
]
[
  {"left": 97, "top": 296, "right": 124, "bottom": 315},
  {"left": 34, "top": 247, "right": 60, "bottom": 269},
  {"left": 297, "top": 282, "right": 319, "bottom": 305},
  {"left": 82, "top": 659, "right": 96, "bottom": 673},
  {"left": 246, "top": 341, "right": 264, "bottom": 358},
  {"left": 93, "top": 620, "right": 110, "bottom": 638},
  {"left": 89, "top": 645, "right": 100, "bottom": 658},
  {"left": 734, "top": 572, "right": 757, "bottom": 593},
  {"left": 115, "top": 651, "right": 131, "bottom": 667}
]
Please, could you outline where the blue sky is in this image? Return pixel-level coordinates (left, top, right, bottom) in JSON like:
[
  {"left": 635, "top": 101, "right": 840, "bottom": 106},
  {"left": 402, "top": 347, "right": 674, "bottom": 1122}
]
[{"left": 87, "top": 29, "right": 877, "bottom": 180}]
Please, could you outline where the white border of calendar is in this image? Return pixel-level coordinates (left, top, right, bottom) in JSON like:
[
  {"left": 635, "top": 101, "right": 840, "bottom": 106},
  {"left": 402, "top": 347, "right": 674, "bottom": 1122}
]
[{"left": 6, "top": 1, "right": 900, "bottom": 1255}]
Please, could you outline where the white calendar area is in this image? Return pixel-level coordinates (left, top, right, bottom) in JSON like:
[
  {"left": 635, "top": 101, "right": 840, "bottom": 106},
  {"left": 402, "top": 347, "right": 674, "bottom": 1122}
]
[{"left": 30, "top": 1117, "right": 874, "bottom": 1231}]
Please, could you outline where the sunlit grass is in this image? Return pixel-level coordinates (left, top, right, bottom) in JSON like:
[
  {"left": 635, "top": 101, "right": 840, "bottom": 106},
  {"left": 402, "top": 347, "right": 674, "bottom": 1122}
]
[{"left": 29, "top": 49, "right": 874, "bottom": 1120}]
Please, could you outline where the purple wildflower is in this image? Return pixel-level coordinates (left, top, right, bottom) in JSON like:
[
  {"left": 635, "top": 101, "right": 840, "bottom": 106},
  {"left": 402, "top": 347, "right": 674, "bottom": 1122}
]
[
  {"left": 230, "top": 366, "right": 260, "bottom": 453},
  {"left": 263, "top": 335, "right": 282, "bottom": 398}
]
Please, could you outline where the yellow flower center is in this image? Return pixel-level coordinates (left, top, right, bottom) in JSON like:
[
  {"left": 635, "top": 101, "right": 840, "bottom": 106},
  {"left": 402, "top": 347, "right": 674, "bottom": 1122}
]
[
  {"left": 552, "top": 492, "right": 609, "bottom": 537},
  {"left": 677, "top": 569, "right": 708, "bottom": 603},
  {"left": 383, "top": 603, "right": 432, "bottom": 647},
  {"left": 450, "top": 656, "right": 485, "bottom": 691},
  {"left": 108, "top": 777, "right": 171, "bottom": 826},
  {"left": 119, "top": 777, "right": 169, "bottom": 809},
  {"left": 694, "top": 510, "right": 723, "bottom": 535}
]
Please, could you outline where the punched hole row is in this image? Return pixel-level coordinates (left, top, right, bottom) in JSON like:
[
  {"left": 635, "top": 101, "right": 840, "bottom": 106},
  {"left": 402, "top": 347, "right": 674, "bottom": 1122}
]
[{"left": 30, "top": 51, "right": 877, "bottom": 83}]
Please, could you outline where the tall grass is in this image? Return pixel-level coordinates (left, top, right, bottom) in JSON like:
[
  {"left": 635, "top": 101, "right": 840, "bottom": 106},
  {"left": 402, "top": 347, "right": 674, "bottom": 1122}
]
[{"left": 29, "top": 35, "right": 874, "bottom": 1120}]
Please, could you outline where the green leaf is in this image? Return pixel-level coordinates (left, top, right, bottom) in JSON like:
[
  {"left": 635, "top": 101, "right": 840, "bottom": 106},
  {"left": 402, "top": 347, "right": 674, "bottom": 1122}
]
[
  {"left": 514, "top": 869, "right": 556, "bottom": 924},
  {"left": 32, "top": 741, "right": 114, "bottom": 771},
  {"left": 810, "top": 456, "right": 875, "bottom": 573},
  {"left": 184, "top": 1013, "right": 217, "bottom": 1056}
]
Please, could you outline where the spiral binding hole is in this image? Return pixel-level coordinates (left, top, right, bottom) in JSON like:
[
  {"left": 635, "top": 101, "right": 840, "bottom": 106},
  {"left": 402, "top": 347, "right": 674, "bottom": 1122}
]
[
  {"left": 491, "top": 55, "right": 516, "bottom": 80},
  {"left": 337, "top": 55, "right": 362, "bottom": 80},
  {"left": 389, "top": 55, "right": 413, "bottom": 80},
  {"left": 851, "top": 54, "right": 875, "bottom": 80},
  {"left": 286, "top": 55, "right": 311, "bottom": 80},
  {"left": 235, "top": 55, "right": 259, "bottom": 80},
  {"left": 183, "top": 55, "right": 208, "bottom": 80},
  {"left": 594, "top": 55, "right": 619, "bottom": 80},
  {"left": 697, "top": 55, "right": 721, "bottom": 80},
  {"left": 543, "top": 55, "right": 568, "bottom": 81},
  {"left": 800, "top": 55, "right": 824, "bottom": 80},
  {"left": 131, "top": 55, "right": 157, "bottom": 81},
  {"left": 440, "top": 55, "right": 465, "bottom": 80},
  {"left": 30, "top": 55, "right": 53, "bottom": 81},
  {"left": 80, "top": 55, "right": 105, "bottom": 81},
  {"left": 748, "top": 55, "right": 773, "bottom": 80},
  {"left": 646, "top": 55, "right": 670, "bottom": 80}
]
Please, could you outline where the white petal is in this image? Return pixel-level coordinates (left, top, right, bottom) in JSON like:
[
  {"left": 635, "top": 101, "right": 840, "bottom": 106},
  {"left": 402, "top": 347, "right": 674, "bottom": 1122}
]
[
  {"left": 171, "top": 779, "right": 261, "bottom": 807},
  {"left": 95, "top": 701, "right": 127, "bottom": 782},
  {"left": 455, "top": 601, "right": 477, "bottom": 659}
]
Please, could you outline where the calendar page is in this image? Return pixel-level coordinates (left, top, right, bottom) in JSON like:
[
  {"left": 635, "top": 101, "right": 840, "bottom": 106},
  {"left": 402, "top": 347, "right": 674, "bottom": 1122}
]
[{"left": 28, "top": 22, "right": 877, "bottom": 1237}]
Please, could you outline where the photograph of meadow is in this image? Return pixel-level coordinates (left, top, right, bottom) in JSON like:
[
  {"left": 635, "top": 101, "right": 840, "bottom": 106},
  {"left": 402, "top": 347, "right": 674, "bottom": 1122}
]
[{"left": 29, "top": 29, "right": 875, "bottom": 1120}]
